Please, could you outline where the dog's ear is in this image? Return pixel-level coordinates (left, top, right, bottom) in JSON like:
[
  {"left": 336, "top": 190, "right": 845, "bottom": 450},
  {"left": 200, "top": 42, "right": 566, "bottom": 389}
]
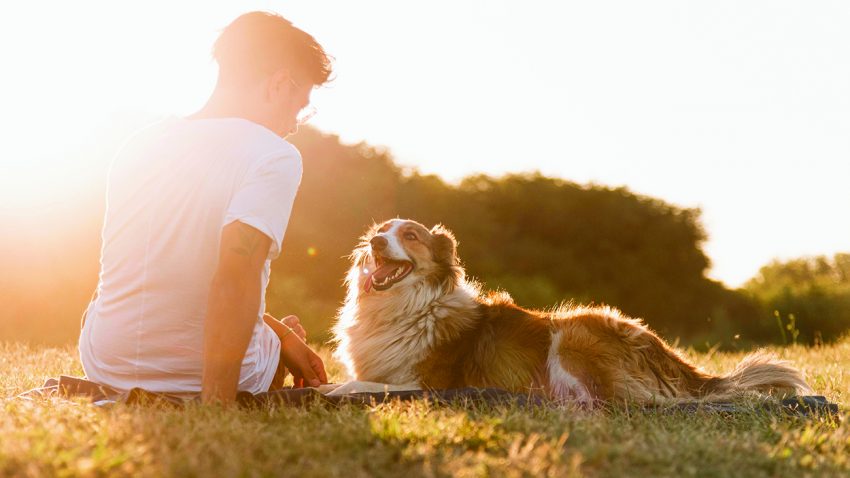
[{"left": 430, "top": 224, "right": 457, "bottom": 264}]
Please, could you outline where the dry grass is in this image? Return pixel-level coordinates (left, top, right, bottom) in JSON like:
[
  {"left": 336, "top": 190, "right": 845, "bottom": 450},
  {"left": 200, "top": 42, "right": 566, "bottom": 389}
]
[{"left": 1, "top": 340, "right": 848, "bottom": 477}]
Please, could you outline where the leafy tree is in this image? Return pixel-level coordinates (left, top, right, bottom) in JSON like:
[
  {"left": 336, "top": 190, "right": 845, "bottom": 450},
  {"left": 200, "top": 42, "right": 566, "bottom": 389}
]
[{"left": 277, "top": 128, "right": 766, "bottom": 345}]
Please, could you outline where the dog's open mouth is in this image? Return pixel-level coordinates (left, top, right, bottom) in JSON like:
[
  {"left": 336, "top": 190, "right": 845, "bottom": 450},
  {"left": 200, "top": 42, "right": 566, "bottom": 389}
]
[{"left": 364, "top": 255, "right": 414, "bottom": 292}]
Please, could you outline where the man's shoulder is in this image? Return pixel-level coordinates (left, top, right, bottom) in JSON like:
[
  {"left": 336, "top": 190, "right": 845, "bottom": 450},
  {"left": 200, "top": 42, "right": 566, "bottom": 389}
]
[
  {"left": 205, "top": 118, "right": 302, "bottom": 165},
  {"left": 135, "top": 117, "right": 300, "bottom": 159}
]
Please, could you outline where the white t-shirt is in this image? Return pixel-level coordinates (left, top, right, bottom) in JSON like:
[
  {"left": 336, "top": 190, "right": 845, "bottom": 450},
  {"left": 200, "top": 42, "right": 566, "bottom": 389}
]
[{"left": 78, "top": 117, "right": 302, "bottom": 394}]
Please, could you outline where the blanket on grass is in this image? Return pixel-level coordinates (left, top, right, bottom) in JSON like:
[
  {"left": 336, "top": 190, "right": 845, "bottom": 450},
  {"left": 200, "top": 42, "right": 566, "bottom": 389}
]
[{"left": 15, "top": 375, "right": 840, "bottom": 417}]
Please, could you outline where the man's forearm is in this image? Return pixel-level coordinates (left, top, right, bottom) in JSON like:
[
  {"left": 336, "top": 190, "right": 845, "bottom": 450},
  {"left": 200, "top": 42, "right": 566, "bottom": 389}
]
[{"left": 201, "top": 276, "right": 261, "bottom": 403}]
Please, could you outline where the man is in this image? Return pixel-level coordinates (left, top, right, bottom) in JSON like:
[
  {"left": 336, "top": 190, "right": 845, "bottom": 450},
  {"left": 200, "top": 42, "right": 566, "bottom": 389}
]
[{"left": 79, "top": 11, "right": 330, "bottom": 404}]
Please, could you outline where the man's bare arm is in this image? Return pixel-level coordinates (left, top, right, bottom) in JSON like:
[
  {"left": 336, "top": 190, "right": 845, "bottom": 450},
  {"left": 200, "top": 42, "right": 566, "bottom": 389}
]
[{"left": 201, "top": 221, "right": 271, "bottom": 404}]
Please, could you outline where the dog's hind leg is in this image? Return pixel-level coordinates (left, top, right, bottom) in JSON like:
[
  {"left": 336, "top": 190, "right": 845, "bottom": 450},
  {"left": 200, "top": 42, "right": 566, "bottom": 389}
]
[{"left": 546, "top": 331, "right": 594, "bottom": 407}]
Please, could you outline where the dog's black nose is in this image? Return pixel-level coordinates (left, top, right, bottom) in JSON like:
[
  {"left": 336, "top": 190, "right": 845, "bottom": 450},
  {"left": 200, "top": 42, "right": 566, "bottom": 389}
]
[{"left": 370, "top": 236, "right": 388, "bottom": 251}]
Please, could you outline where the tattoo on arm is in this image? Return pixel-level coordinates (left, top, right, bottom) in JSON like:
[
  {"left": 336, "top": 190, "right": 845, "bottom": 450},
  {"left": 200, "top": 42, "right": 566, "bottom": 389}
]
[{"left": 231, "top": 225, "right": 263, "bottom": 258}]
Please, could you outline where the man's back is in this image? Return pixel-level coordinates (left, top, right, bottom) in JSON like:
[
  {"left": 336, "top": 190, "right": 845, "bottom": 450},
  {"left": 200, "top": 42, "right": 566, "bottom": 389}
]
[{"left": 79, "top": 117, "right": 302, "bottom": 393}]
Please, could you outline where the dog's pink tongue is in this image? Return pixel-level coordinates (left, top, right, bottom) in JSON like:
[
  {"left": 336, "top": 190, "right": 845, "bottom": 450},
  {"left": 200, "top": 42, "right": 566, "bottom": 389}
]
[
  {"left": 372, "top": 263, "right": 401, "bottom": 282},
  {"left": 362, "top": 264, "right": 397, "bottom": 292},
  {"left": 362, "top": 269, "right": 375, "bottom": 292}
]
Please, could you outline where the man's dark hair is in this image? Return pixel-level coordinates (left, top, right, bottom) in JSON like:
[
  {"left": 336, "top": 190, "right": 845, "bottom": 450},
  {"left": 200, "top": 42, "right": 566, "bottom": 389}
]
[{"left": 213, "top": 11, "right": 333, "bottom": 87}]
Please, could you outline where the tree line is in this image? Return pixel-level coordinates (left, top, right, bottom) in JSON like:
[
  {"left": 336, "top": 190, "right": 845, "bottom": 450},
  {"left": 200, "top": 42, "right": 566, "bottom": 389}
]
[
  {"left": 3, "top": 120, "right": 845, "bottom": 347},
  {"left": 272, "top": 127, "right": 849, "bottom": 348}
]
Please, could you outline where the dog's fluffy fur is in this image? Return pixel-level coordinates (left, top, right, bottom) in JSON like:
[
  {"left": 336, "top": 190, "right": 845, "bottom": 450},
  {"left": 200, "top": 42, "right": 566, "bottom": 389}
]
[{"left": 332, "top": 219, "right": 812, "bottom": 405}]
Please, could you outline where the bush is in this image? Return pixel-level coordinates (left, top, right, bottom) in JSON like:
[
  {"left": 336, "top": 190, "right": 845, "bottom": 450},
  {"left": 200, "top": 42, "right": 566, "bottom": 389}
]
[{"left": 744, "top": 253, "right": 850, "bottom": 344}]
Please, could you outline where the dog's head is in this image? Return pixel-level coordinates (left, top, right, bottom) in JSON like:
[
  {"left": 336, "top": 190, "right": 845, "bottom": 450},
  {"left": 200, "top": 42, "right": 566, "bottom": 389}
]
[{"left": 349, "top": 219, "right": 462, "bottom": 295}]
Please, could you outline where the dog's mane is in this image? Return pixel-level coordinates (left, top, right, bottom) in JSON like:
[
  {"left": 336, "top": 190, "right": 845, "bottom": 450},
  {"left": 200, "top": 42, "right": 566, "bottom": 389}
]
[{"left": 331, "top": 228, "right": 481, "bottom": 382}]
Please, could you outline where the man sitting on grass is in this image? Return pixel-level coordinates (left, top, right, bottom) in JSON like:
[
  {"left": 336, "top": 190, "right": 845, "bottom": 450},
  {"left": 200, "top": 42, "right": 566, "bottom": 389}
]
[{"left": 78, "top": 11, "right": 330, "bottom": 404}]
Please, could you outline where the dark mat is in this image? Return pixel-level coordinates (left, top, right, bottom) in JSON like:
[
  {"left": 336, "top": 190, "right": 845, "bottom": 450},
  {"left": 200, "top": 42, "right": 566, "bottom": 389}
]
[
  {"left": 15, "top": 375, "right": 841, "bottom": 416},
  {"left": 252, "top": 386, "right": 545, "bottom": 408},
  {"left": 639, "top": 395, "right": 839, "bottom": 417}
]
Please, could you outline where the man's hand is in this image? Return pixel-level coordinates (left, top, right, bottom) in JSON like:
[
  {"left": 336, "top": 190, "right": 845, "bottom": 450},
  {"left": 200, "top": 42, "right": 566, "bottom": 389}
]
[
  {"left": 270, "top": 313, "right": 306, "bottom": 341},
  {"left": 281, "top": 332, "right": 327, "bottom": 388},
  {"left": 263, "top": 313, "right": 327, "bottom": 388}
]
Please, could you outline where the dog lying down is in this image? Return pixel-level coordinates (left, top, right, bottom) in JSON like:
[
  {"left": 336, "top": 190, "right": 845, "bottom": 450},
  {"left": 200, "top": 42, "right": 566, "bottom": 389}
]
[{"left": 329, "top": 219, "right": 812, "bottom": 406}]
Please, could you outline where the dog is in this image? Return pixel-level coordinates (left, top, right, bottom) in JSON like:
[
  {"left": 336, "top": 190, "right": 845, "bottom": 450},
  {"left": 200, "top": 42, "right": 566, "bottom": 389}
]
[{"left": 330, "top": 219, "right": 812, "bottom": 405}]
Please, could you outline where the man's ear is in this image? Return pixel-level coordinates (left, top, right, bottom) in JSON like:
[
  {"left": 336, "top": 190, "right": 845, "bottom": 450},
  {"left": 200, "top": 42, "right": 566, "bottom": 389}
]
[
  {"left": 266, "top": 68, "right": 294, "bottom": 101},
  {"left": 430, "top": 224, "right": 457, "bottom": 264}
]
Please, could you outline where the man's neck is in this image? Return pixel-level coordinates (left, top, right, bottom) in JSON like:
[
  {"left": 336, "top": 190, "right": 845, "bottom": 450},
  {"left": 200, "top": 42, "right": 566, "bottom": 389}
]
[{"left": 189, "top": 87, "right": 268, "bottom": 126}]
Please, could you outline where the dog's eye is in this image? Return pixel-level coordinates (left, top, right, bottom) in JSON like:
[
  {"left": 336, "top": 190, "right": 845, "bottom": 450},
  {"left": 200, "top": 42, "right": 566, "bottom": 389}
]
[{"left": 403, "top": 232, "right": 418, "bottom": 241}]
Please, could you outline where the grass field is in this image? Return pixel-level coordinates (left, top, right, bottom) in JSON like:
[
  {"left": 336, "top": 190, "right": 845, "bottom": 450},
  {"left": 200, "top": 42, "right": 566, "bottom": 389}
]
[{"left": 1, "top": 340, "right": 848, "bottom": 478}]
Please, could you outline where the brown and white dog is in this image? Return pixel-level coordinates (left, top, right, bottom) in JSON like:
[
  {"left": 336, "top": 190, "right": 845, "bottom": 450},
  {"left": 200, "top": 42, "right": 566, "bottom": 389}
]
[{"left": 330, "top": 219, "right": 812, "bottom": 405}]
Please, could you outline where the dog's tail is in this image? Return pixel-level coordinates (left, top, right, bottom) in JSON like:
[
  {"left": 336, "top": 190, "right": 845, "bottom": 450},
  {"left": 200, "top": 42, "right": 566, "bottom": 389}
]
[
  {"left": 613, "top": 318, "right": 812, "bottom": 401},
  {"left": 695, "top": 352, "right": 812, "bottom": 400}
]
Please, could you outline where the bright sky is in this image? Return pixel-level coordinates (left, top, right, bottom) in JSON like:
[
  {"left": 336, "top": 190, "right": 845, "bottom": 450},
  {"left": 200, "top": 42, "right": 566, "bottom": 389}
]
[{"left": 1, "top": 0, "right": 848, "bottom": 287}]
